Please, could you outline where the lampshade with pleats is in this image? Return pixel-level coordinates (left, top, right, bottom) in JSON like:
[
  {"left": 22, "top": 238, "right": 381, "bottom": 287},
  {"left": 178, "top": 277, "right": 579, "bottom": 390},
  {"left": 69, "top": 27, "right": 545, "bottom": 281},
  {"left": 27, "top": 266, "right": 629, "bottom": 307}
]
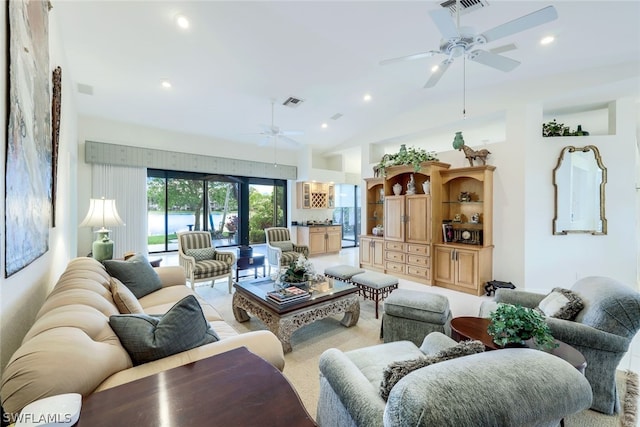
[{"left": 80, "top": 198, "right": 125, "bottom": 261}]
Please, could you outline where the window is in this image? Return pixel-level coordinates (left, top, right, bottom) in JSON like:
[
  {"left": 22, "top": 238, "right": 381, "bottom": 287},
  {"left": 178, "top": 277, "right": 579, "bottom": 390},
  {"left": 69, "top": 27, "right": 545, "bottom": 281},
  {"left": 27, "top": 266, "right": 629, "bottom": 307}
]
[{"left": 147, "top": 170, "right": 286, "bottom": 253}]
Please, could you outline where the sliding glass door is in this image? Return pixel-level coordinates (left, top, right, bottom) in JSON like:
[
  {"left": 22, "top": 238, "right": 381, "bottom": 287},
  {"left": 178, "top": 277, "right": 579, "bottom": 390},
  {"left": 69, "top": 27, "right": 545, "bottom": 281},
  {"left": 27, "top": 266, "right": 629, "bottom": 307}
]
[{"left": 333, "top": 184, "right": 360, "bottom": 247}]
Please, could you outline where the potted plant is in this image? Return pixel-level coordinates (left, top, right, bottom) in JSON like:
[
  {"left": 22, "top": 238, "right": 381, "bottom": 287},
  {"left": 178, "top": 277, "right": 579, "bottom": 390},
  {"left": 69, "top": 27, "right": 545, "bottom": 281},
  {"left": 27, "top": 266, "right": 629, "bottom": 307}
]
[
  {"left": 487, "top": 304, "right": 557, "bottom": 350},
  {"left": 376, "top": 144, "right": 438, "bottom": 177}
]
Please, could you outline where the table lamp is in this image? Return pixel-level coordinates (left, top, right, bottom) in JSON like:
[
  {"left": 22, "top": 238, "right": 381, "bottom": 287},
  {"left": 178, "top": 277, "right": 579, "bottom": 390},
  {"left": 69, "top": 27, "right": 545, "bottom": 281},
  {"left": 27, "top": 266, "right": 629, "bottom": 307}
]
[{"left": 80, "top": 197, "right": 125, "bottom": 261}]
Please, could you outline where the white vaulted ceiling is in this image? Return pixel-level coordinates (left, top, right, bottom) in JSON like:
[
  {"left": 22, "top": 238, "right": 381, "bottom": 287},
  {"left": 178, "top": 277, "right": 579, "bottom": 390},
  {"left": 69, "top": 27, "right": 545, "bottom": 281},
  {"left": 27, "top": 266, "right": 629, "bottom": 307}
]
[{"left": 52, "top": 1, "right": 640, "bottom": 165}]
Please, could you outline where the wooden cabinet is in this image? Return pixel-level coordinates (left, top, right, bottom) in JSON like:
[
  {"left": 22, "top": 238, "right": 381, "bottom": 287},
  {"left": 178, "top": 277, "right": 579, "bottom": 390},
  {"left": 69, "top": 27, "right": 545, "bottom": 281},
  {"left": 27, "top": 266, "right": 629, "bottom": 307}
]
[
  {"left": 296, "top": 182, "right": 335, "bottom": 209},
  {"left": 433, "top": 245, "right": 492, "bottom": 295},
  {"left": 359, "top": 236, "right": 384, "bottom": 271},
  {"left": 297, "top": 226, "right": 341, "bottom": 255},
  {"left": 363, "top": 178, "right": 384, "bottom": 235}
]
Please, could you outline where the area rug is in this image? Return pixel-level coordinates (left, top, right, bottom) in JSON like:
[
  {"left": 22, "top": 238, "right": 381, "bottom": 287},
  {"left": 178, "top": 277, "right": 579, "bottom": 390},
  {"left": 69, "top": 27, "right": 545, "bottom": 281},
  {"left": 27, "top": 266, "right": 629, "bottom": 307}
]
[{"left": 197, "top": 285, "right": 639, "bottom": 426}]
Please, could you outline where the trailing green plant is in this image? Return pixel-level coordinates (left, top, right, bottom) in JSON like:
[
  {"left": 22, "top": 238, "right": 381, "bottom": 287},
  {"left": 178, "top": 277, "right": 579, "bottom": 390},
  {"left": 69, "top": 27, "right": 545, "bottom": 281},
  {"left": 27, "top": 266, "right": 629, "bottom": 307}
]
[
  {"left": 487, "top": 303, "right": 557, "bottom": 350},
  {"left": 376, "top": 144, "right": 438, "bottom": 176}
]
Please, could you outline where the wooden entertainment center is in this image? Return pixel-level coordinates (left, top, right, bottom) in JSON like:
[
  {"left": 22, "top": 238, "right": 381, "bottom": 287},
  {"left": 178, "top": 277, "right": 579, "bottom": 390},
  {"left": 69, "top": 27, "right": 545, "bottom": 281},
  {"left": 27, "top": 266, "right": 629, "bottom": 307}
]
[{"left": 360, "top": 162, "right": 495, "bottom": 296}]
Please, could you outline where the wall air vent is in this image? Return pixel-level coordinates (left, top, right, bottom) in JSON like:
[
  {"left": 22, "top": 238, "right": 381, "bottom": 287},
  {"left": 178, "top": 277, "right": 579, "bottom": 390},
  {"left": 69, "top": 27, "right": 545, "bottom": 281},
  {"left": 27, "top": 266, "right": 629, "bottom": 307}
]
[
  {"left": 330, "top": 113, "right": 343, "bottom": 120},
  {"left": 283, "top": 96, "right": 304, "bottom": 108},
  {"left": 439, "top": 0, "right": 489, "bottom": 16}
]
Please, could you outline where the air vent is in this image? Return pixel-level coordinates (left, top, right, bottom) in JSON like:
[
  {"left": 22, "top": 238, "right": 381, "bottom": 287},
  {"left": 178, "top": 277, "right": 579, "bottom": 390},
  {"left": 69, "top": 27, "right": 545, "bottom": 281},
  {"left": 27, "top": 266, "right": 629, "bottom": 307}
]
[
  {"left": 330, "top": 113, "right": 343, "bottom": 120},
  {"left": 439, "top": 0, "right": 489, "bottom": 16},
  {"left": 283, "top": 96, "right": 304, "bottom": 108}
]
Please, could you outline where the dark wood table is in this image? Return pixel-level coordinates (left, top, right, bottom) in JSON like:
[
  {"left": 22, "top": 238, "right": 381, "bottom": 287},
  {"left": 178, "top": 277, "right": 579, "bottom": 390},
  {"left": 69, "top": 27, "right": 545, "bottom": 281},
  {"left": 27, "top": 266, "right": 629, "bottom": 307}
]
[
  {"left": 450, "top": 316, "right": 587, "bottom": 374},
  {"left": 76, "top": 347, "right": 316, "bottom": 426},
  {"left": 236, "top": 254, "right": 265, "bottom": 281},
  {"left": 233, "top": 277, "right": 359, "bottom": 353}
]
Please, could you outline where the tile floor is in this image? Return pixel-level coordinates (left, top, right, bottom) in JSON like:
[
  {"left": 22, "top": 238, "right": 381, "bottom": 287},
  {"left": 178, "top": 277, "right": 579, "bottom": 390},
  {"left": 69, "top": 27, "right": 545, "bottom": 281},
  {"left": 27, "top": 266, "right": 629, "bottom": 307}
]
[{"left": 153, "top": 246, "right": 640, "bottom": 373}]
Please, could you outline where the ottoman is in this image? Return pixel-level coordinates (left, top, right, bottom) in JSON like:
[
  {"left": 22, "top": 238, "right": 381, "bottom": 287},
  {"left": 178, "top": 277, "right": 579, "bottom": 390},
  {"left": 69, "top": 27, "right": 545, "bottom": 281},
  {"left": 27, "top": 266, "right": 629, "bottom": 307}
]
[
  {"left": 350, "top": 271, "right": 399, "bottom": 319},
  {"left": 323, "top": 265, "right": 365, "bottom": 283},
  {"left": 382, "top": 289, "right": 452, "bottom": 346}
]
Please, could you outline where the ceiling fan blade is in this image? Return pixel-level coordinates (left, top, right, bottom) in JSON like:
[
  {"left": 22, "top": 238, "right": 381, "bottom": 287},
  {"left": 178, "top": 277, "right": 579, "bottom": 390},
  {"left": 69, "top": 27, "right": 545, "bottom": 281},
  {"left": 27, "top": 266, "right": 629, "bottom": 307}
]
[
  {"left": 258, "top": 136, "right": 272, "bottom": 147},
  {"left": 258, "top": 124, "right": 273, "bottom": 134},
  {"left": 468, "top": 49, "right": 520, "bottom": 72},
  {"left": 281, "top": 130, "right": 304, "bottom": 136},
  {"left": 380, "top": 50, "right": 439, "bottom": 65},
  {"left": 489, "top": 43, "right": 517, "bottom": 55},
  {"left": 429, "top": 8, "right": 459, "bottom": 40},
  {"left": 424, "top": 60, "right": 452, "bottom": 88},
  {"left": 479, "top": 6, "right": 558, "bottom": 44},
  {"left": 280, "top": 135, "right": 302, "bottom": 147}
]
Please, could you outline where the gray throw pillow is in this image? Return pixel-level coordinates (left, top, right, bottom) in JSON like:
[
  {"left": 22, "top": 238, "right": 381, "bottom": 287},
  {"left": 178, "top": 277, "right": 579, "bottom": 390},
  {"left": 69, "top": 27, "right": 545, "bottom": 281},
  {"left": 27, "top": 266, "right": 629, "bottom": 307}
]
[
  {"left": 185, "top": 247, "right": 216, "bottom": 261},
  {"left": 380, "top": 340, "right": 485, "bottom": 401},
  {"left": 270, "top": 241, "right": 294, "bottom": 252},
  {"left": 536, "top": 287, "right": 584, "bottom": 320},
  {"left": 109, "top": 295, "right": 219, "bottom": 365},
  {"left": 103, "top": 254, "right": 162, "bottom": 298}
]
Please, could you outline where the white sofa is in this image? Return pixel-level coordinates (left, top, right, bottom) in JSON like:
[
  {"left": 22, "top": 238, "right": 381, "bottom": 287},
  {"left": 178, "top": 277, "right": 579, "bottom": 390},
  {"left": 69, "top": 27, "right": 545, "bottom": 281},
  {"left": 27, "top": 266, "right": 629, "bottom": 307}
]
[{"left": 0, "top": 257, "right": 284, "bottom": 415}]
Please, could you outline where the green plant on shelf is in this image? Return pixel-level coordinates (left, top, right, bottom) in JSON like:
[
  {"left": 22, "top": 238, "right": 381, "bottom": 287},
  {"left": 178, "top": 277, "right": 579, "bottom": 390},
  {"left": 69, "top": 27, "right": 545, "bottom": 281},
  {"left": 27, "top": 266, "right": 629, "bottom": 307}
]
[{"left": 376, "top": 144, "right": 438, "bottom": 176}]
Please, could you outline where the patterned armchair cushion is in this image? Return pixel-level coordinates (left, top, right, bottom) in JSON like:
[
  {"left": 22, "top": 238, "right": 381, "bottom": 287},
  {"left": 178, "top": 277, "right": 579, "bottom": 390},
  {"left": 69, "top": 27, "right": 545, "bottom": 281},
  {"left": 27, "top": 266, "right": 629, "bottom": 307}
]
[
  {"left": 270, "top": 241, "right": 294, "bottom": 252},
  {"left": 193, "top": 259, "right": 232, "bottom": 279},
  {"left": 185, "top": 247, "right": 216, "bottom": 261}
]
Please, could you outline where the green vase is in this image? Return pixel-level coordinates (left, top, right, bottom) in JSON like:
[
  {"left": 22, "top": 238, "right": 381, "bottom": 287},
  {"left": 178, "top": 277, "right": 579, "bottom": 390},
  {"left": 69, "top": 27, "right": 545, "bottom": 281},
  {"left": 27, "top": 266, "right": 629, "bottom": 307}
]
[{"left": 452, "top": 131, "right": 465, "bottom": 149}]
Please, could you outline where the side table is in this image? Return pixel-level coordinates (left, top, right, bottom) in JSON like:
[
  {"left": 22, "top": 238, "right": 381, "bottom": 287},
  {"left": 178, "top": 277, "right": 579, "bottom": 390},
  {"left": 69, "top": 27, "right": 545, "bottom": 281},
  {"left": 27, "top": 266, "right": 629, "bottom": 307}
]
[{"left": 236, "top": 254, "right": 265, "bottom": 281}]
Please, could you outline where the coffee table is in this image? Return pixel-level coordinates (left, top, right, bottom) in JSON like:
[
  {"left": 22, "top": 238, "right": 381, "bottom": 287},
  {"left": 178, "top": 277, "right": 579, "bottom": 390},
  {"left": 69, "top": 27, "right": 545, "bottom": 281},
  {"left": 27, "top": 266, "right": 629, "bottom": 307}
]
[
  {"left": 450, "top": 316, "right": 587, "bottom": 373},
  {"left": 233, "top": 277, "right": 360, "bottom": 353},
  {"left": 76, "top": 347, "right": 316, "bottom": 426}
]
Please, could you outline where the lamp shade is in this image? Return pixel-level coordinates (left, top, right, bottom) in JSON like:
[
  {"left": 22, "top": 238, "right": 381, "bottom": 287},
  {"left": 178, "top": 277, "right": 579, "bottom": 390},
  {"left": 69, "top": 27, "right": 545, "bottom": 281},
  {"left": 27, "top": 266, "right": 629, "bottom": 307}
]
[{"left": 79, "top": 198, "right": 125, "bottom": 231}]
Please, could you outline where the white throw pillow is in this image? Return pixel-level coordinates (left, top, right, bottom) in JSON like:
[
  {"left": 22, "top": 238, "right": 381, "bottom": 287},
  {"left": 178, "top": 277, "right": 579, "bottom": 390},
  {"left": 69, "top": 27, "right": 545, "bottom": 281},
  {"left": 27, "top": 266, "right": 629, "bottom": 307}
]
[{"left": 536, "top": 288, "right": 584, "bottom": 320}]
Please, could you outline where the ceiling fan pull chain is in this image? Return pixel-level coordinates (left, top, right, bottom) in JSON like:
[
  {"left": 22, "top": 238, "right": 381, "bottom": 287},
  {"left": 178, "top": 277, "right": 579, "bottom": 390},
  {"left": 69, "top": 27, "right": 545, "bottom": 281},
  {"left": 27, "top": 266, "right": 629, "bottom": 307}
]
[{"left": 463, "top": 57, "right": 467, "bottom": 119}]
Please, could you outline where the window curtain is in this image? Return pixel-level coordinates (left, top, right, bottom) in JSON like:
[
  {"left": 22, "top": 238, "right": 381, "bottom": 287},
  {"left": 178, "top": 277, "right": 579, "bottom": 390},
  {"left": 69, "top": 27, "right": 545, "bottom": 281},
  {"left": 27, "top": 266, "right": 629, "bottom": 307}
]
[{"left": 91, "top": 164, "right": 147, "bottom": 257}]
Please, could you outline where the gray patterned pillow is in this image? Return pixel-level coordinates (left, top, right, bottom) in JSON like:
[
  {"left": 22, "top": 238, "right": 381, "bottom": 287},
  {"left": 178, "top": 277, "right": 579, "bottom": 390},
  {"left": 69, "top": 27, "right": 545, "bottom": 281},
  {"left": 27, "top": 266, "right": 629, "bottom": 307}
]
[
  {"left": 103, "top": 254, "right": 162, "bottom": 298},
  {"left": 380, "top": 340, "right": 485, "bottom": 400},
  {"left": 109, "top": 295, "right": 219, "bottom": 365},
  {"left": 185, "top": 247, "right": 216, "bottom": 261},
  {"left": 536, "top": 287, "right": 584, "bottom": 320}
]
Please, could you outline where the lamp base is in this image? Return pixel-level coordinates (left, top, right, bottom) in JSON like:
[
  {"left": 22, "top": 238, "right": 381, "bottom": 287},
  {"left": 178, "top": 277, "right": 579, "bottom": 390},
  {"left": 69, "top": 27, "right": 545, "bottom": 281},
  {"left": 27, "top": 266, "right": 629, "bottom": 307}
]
[{"left": 92, "top": 231, "right": 114, "bottom": 262}]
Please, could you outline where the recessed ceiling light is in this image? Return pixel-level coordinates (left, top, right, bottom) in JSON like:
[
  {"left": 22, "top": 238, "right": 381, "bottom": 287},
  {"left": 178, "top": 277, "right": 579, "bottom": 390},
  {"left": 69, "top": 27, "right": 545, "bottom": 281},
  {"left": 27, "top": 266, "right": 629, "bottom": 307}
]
[
  {"left": 363, "top": 94, "right": 372, "bottom": 102},
  {"left": 161, "top": 79, "right": 172, "bottom": 89},
  {"left": 540, "top": 35, "right": 555, "bottom": 45},
  {"left": 321, "top": 123, "right": 328, "bottom": 129},
  {"left": 175, "top": 14, "right": 190, "bottom": 29},
  {"left": 431, "top": 65, "right": 439, "bottom": 73}
]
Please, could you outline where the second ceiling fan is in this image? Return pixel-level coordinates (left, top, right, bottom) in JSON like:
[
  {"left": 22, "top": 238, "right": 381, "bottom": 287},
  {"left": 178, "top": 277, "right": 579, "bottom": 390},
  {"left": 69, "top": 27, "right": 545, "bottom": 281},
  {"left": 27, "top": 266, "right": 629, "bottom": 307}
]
[
  {"left": 380, "top": 2, "right": 558, "bottom": 88},
  {"left": 256, "top": 100, "right": 303, "bottom": 148}
]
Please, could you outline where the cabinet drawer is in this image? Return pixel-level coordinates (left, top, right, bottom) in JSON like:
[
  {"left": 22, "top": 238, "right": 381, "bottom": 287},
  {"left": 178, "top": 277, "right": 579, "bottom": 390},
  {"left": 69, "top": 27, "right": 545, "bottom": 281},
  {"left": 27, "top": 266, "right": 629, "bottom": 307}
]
[
  {"left": 386, "top": 261, "right": 405, "bottom": 274},
  {"left": 385, "top": 251, "right": 405, "bottom": 263},
  {"left": 406, "top": 244, "right": 430, "bottom": 256},
  {"left": 309, "top": 227, "right": 325, "bottom": 233},
  {"left": 407, "top": 265, "right": 431, "bottom": 280},
  {"left": 407, "top": 254, "right": 430, "bottom": 266},
  {"left": 326, "top": 226, "right": 341, "bottom": 233},
  {"left": 385, "top": 241, "right": 406, "bottom": 252}
]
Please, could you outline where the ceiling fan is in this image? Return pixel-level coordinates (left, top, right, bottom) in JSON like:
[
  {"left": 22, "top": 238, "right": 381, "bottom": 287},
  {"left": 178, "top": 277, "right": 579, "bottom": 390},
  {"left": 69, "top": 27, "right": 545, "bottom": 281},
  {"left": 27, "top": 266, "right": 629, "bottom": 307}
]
[
  {"left": 255, "top": 100, "right": 303, "bottom": 148},
  {"left": 380, "top": 3, "right": 558, "bottom": 88}
]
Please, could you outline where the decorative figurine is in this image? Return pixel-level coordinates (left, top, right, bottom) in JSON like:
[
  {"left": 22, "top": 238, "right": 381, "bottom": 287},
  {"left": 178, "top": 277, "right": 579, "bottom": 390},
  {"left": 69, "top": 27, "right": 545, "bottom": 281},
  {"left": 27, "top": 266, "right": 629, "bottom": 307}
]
[
  {"left": 453, "top": 214, "right": 462, "bottom": 223},
  {"left": 452, "top": 131, "right": 490, "bottom": 166},
  {"left": 470, "top": 213, "right": 480, "bottom": 224},
  {"left": 406, "top": 174, "right": 416, "bottom": 195},
  {"left": 393, "top": 183, "right": 402, "bottom": 195},
  {"left": 459, "top": 192, "right": 472, "bottom": 202}
]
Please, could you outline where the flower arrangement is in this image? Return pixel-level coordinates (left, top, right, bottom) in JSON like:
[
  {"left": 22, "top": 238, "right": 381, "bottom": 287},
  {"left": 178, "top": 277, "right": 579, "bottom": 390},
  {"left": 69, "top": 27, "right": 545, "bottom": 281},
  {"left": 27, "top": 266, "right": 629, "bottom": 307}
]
[
  {"left": 280, "top": 254, "right": 318, "bottom": 284},
  {"left": 225, "top": 215, "right": 238, "bottom": 232},
  {"left": 487, "top": 303, "right": 557, "bottom": 350},
  {"left": 376, "top": 144, "right": 438, "bottom": 177}
]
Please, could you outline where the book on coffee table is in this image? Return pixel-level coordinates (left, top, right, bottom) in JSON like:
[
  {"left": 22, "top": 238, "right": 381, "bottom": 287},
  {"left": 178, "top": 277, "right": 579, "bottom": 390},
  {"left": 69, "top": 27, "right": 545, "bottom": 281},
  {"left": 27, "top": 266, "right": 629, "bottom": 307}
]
[{"left": 267, "top": 287, "right": 311, "bottom": 304}]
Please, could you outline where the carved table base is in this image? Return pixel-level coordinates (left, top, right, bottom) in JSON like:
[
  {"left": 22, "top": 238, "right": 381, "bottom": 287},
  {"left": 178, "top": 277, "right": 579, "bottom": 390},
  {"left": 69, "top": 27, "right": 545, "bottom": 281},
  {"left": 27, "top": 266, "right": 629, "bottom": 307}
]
[{"left": 233, "top": 291, "right": 360, "bottom": 353}]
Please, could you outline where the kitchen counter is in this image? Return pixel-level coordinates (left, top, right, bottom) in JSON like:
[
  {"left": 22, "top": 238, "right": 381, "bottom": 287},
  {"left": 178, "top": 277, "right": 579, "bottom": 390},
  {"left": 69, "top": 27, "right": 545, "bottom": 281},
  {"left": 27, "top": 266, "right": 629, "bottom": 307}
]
[
  {"left": 292, "top": 223, "right": 339, "bottom": 227},
  {"left": 296, "top": 225, "right": 342, "bottom": 256}
]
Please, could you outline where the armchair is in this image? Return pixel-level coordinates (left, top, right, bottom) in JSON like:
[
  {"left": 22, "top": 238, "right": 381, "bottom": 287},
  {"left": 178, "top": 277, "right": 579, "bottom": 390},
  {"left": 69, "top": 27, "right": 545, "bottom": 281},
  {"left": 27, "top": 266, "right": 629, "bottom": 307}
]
[
  {"left": 317, "top": 332, "right": 592, "bottom": 427},
  {"left": 486, "top": 276, "right": 640, "bottom": 415},
  {"left": 264, "top": 227, "right": 309, "bottom": 276},
  {"left": 177, "top": 231, "right": 236, "bottom": 293}
]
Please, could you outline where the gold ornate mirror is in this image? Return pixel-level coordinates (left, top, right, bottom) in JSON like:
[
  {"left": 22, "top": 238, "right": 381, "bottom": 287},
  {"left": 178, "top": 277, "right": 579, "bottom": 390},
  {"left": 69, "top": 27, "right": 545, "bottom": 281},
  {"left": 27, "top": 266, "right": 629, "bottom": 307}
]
[{"left": 553, "top": 145, "right": 607, "bottom": 235}]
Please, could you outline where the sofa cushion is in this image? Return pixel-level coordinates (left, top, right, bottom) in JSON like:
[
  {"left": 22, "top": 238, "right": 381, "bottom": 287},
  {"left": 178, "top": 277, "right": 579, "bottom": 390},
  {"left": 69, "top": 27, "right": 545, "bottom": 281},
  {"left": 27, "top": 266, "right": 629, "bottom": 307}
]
[
  {"left": 109, "top": 295, "right": 219, "bottom": 365},
  {"left": 185, "top": 247, "right": 216, "bottom": 261},
  {"left": 380, "top": 340, "right": 484, "bottom": 400},
  {"left": 104, "top": 255, "right": 162, "bottom": 298},
  {"left": 110, "top": 278, "right": 144, "bottom": 314},
  {"left": 536, "top": 287, "right": 584, "bottom": 320}
]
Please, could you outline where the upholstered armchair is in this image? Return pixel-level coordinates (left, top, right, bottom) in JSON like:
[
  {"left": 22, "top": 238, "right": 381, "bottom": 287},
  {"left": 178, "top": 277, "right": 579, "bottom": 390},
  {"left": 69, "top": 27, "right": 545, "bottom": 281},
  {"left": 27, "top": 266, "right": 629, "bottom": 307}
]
[
  {"left": 317, "top": 332, "right": 592, "bottom": 427},
  {"left": 177, "top": 231, "right": 236, "bottom": 293},
  {"left": 264, "top": 227, "right": 309, "bottom": 275},
  {"left": 485, "top": 276, "right": 640, "bottom": 415}
]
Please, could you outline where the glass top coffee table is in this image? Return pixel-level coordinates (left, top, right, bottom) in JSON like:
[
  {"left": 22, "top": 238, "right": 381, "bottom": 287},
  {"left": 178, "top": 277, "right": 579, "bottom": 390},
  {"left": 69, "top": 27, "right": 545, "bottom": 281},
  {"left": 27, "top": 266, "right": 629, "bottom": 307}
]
[
  {"left": 451, "top": 316, "right": 587, "bottom": 373},
  {"left": 233, "top": 277, "right": 360, "bottom": 353}
]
